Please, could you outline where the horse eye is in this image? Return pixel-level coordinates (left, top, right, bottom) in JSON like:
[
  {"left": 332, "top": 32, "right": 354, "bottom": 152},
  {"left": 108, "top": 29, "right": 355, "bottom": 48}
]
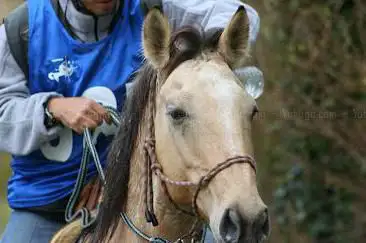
[{"left": 168, "top": 108, "right": 188, "bottom": 121}]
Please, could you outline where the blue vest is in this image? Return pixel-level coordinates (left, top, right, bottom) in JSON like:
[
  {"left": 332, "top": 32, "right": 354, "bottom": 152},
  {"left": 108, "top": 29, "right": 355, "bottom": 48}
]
[{"left": 7, "top": 0, "right": 144, "bottom": 208}]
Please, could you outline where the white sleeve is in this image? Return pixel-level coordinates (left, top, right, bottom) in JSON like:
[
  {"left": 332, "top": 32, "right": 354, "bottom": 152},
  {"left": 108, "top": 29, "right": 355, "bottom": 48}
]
[
  {"left": 162, "top": 0, "right": 260, "bottom": 46},
  {"left": 0, "top": 25, "right": 63, "bottom": 155}
]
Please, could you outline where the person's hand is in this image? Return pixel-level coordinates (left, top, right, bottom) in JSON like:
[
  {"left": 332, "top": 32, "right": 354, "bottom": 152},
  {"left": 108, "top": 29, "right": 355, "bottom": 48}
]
[{"left": 47, "top": 97, "right": 111, "bottom": 134}]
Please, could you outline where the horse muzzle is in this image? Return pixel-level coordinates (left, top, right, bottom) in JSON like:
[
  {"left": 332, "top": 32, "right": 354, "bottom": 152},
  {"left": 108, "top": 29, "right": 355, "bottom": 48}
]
[{"left": 218, "top": 204, "right": 270, "bottom": 243}]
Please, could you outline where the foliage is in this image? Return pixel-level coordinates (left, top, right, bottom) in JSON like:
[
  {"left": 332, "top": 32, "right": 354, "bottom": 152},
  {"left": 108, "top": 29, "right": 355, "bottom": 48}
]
[
  {"left": 249, "top": 0, "right": 366, "bottom": 242},
  {"left": 274, "top": 164, "right": 355, "bottom": 243}
]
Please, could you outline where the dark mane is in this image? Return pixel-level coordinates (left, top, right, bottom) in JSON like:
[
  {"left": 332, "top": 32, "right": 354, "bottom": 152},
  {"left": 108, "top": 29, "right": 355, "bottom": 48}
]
[{"left": 86, "top": 25, "right": 223, "bottom": 243}]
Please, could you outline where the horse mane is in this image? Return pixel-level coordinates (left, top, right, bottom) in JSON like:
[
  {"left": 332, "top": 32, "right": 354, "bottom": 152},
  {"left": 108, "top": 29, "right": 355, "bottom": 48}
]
[{"left": 86, "top": 25, "right": 223, "bottom": 243}]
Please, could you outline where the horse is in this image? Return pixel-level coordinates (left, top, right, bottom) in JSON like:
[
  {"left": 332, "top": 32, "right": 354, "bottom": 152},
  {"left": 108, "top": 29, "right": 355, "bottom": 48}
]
[{"left": 51, "top": 6, "right": 270, "bottom": 243}]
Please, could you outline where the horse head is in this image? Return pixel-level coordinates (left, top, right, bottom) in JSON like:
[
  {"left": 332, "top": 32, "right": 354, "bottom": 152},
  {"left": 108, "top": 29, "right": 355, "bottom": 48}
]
[
  {"left": 87, "top": 6, "right": 270, "bottom": 243},
  {"left": 141, "top": 6, "right": 269, "bottom": 242}
]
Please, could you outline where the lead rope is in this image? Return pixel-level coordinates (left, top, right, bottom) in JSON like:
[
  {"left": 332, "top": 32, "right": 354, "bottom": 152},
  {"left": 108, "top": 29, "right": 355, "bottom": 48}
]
[{"left": 64, "top": 106, "right": 121, "bottom": 228}]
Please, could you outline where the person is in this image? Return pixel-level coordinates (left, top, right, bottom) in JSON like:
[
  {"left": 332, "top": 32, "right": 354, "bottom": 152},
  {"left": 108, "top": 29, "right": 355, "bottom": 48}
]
[{"left": 0, "top": 0, "right": 260, "bottom": 242}]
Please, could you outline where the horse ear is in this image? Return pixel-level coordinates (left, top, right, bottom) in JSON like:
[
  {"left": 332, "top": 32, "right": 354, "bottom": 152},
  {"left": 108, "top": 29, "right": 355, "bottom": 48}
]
[
  {"left": 142, "top": 7, "right": 171, "bottom": 69},
  {"left": 218, "top": 6, "right": 250, "bottom": 69}
]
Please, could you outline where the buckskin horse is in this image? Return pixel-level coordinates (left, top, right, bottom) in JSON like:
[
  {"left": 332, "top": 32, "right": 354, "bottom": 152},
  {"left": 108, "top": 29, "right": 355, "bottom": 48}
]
[{"left": 51, "top": 5, "right": 270, "bottom": 243}]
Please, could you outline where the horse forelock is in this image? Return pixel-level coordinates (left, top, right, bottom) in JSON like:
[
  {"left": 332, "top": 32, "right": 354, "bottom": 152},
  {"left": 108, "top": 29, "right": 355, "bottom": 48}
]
[{"left": 85, "top": 25, "right": 224, "bottom": 243}]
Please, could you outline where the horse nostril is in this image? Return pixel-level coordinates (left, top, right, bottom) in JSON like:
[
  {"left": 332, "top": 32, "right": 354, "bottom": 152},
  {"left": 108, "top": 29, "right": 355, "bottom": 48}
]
[
  {"left": 255, "top": 208, "right": 270, "bottom": 238},
  {"left": 219, "top": 208, "right": 242, "bottom": 242}
]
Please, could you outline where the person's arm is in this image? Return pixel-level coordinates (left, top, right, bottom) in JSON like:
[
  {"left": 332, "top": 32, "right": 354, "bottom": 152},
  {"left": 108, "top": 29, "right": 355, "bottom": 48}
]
[
  {"left": 162, "top": 0, "right": 260, "bottom": 46},
  {"left": 0, "top": 24, "right": 64, "bottom": 156}
]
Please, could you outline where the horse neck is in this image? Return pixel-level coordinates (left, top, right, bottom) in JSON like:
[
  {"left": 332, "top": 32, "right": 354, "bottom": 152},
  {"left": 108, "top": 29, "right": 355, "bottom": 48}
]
[{"left": 109, "top": 99, "right": 196, "bottom": 243}]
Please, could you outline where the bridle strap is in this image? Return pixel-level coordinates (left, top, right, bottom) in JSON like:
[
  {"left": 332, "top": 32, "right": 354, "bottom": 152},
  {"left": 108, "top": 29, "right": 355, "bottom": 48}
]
[
  {"left": 143, "top": 139, "right": 257, "bottom": 241},
  {"left": 192, "top": 155, "right": 256, "bottom": 216},
  {"left": 144, "top": 139, "right": 159, "bottom": 226},
  {"left": 144, "top": 140, "right": 257, "bottom": 214}
]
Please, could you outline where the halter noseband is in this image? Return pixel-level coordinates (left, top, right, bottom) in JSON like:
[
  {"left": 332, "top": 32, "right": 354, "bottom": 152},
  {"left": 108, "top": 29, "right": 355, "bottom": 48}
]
[{"left": 142, "top": 138, "right": 257, "bottom": 242}]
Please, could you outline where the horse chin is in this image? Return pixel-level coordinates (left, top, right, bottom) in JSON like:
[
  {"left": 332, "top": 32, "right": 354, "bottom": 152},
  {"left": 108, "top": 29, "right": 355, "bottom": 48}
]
[
  {"left": 208, "top": 229, "right": 269, "bottom": 243},
  {"left": 208, "top": 228, "right": 270, "bottom": 243}
]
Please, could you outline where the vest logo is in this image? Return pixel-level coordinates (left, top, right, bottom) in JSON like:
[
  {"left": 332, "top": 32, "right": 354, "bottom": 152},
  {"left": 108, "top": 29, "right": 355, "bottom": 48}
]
[{"left": 47, "top": 57, "right": 81, "bottom": 83}]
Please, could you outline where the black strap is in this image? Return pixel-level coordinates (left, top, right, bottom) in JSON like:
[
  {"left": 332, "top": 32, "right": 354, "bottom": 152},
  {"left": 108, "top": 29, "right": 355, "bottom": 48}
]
[{"left": 4, "top": 2, "right": 29, "bottom": 80}]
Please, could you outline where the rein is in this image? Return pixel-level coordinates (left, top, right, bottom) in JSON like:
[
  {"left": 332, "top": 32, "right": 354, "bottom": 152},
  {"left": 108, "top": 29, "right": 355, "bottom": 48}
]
[{"left": 65, "top": 106, "right": 120, "bottom": 228}]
